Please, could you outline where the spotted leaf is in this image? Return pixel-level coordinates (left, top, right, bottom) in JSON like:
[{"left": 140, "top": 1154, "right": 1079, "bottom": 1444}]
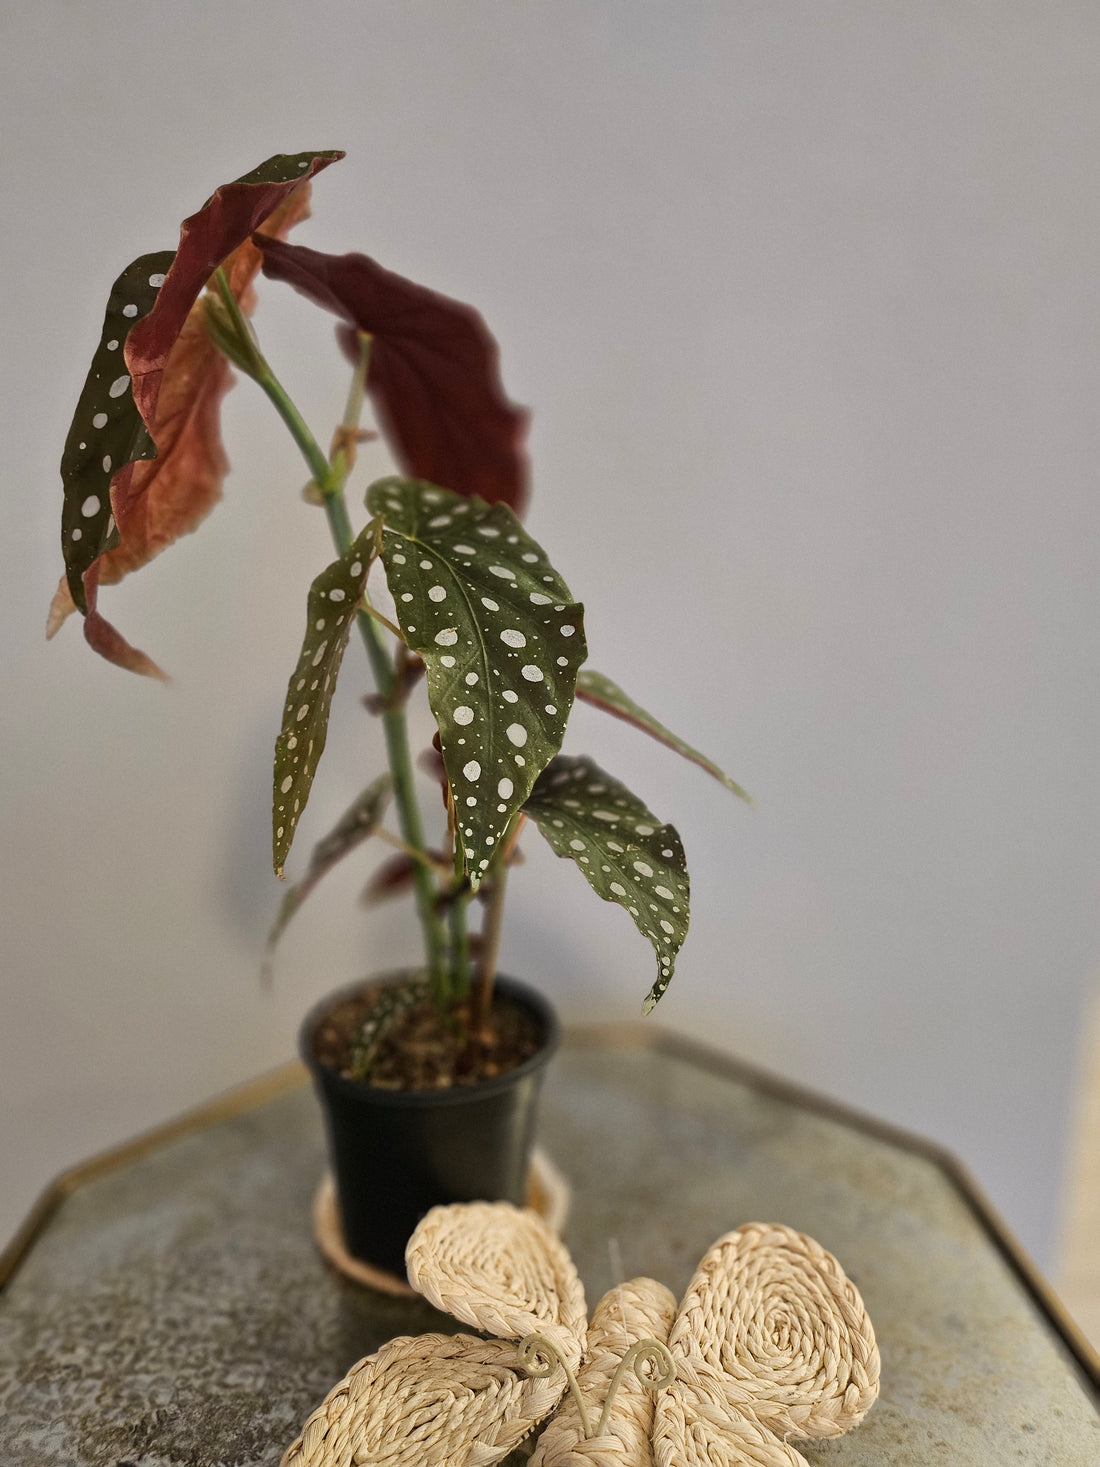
[
  {"left": 524, "top": 755, "right": 689, "bottom": 1012},
  {"left": 273, "top": 521, "right": 379, "bottom": 877},
  {"left": 54, "top": 150, "right": 343, "bottom": 675},
  {"left": 576, "top": 669, "right": 750, "bottom": 801},
  {"left": 57, "top": 254, "right": 173, "bottom": 614},
  {"left": 366, "top": 477, "right": 586, "bottom": 887},
  {"left": 258, "top": 238, "right": 530, "bottom": 511},
  {"left": 265, "top": 773, "right": 392, "bottom": 968}
]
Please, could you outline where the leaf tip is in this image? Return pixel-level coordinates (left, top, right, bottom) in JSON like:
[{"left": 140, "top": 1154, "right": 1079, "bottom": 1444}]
[{"left": 46, "top": 578, "right": 77, "bottom": 640}]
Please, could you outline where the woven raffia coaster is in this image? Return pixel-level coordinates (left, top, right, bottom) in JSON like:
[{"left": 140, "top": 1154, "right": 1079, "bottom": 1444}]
[
  {"left": 284, "top": 1203, "right": 881, "bottom": 1467},
  {"left": 311, "top": 1148, "right": 571, "bottom": 1295}
]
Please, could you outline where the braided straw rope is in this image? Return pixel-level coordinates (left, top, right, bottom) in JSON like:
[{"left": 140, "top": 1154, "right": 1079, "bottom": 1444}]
[
  {"left": 283, "top": 1204, "right": 590, "bottom": 1467},
  {"left": 530, "top": 1277, "right": 677, "bottom": 1467},
  {"left": 408, "top": 1202, "right": 589, "bottom": 1357},
  {"left": 652, "top": 1222, "right": 880, "bottom": 1467},
  {"left": 653, "top": 1396, "right": 811, "bottom": 1467},
  {"left": 281, "top": 1333, "right": 564, "bottom": 1467}
]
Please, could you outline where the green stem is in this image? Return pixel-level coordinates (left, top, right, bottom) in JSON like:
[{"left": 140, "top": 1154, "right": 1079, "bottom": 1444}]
[
  {"left": 472, "top": 850, "right": 508, "bottom": 1035},
  {"left": 359, "top": 595, "right": 403, "bottom": 641},
  {"left": 447, "top": 840, "right": 473, "bottom": 1004},
  {"left": 260, "top": 369, "right": 334, "bottom": 490},
  {"left": 212, "top": 276, "right": 449, "bottom": 993},
  {"left": 330, "top": 329, "right": 372, "bottom": 489},
  {"left": 448, "top": 905, "right": 472, "bottom": 1004},
  {"left": 375, "top": 827, "right": 450, "bottom": 878},
  {"left": 380, "top": 700, "right": 448, "bottom": 991}
]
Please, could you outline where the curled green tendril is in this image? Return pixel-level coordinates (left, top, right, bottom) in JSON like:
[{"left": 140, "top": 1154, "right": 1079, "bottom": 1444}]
[
  {"left": 595, "top": 1338, "right": 676, "bottom": 1439},
  {"left": 518, "top": 1334, "right": 593, "bottom": 1437},
  {"left": 518, "top": 1333, "right": 676, "bottom": 1441}
]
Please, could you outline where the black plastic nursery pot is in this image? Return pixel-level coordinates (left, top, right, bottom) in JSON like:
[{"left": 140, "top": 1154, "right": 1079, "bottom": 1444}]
[{"left": 300, "top": 974, "right": 560, "bottom": 1276}]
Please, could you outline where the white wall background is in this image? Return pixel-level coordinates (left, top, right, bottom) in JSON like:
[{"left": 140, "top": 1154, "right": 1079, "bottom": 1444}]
[{"left": 2, "top": 0, "right": 1098, "bottom": 1271}]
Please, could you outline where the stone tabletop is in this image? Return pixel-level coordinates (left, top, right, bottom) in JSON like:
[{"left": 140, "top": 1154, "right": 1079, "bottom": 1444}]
[{"left": 1, "top": 1027, "right": 1097, "bottom": 1465}]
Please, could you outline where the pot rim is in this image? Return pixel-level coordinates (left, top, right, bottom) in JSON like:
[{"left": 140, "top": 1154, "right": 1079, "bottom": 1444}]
[{"left": 299, "top": 972, "right": 561, "bottom": 1109}]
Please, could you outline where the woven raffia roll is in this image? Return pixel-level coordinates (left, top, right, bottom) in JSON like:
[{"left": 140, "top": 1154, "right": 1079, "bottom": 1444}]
[
  {"left": 283, "top": 1204, "right": 590, "bottom": 1467},
  {"left": 281, "top": 1333, "right": 563, "bottom": 1467},
  {"left": 530, "top": 1277, "right": 677, "bottom": 1467},
  {"left": 408, "top": 1201, "right": 589, "bottom": 1357},
  {"left": 652, "top": 1222, "right": 880, "bottom": 1467}
]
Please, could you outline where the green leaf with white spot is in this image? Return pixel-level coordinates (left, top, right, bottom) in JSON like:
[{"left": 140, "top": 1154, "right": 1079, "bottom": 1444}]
[
  {"left": 365, "top": 477, "right": 586, "bottom": 888},
  {"left": 60, "top": 252, "right": 173, "bottom": 610},
  {"left": 524, "top": 754, "right": 690, "bottom": 1012},
  {"left": 576, "top": 669, "right": 750, "bottom": 802},
  {"left": 265, "top": 773, "right": 392, "bottom": 971},
  {"left": 273, "top": 521, "right": 380, "bottom": 877}
]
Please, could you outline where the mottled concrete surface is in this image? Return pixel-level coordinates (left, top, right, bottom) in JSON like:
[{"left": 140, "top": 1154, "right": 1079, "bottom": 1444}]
[{"left": 0, "top": 1039, "right": 1096, "bottom": 1465}]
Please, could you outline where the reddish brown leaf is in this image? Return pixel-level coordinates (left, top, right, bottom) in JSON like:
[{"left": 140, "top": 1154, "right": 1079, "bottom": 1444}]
[
  {"left": 80, "top": 563, "right": 168, "bottom": 680},
  {"left": 53, "top": 151, "right": 344, "bottom": 674},
  {"left": 360, "top": 848, "right": 448, "bottom": 906},
  {"left": 362, "top": 851, "right": 416, "bottom": 904},
  {"left": 417, "top": 735, "right": 450, "bottom": 811},
  {"left": 122, "top": 156, "right": 342, "bottom": 454},
  {"left": 112, "top": 188, "right": 314, "bottom": 585},
  {"left": 256, "top": 238, "right": 530, "bottom": 513}
]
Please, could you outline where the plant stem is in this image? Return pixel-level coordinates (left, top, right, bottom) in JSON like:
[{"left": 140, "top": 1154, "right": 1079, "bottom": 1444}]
[
  {"left": 324, "top": 345, "right": 448, "bottom": 993},
  {"left": 329, "top": 328, "right": 372, "bottom": 487},
  {"left": 448, "top": 903, "right": 472, "bottom": 1003},
  {"left": 447, "top": 842, "right": 473, "bottom": 1004},
  {"left": 378, "top": 701, "right": 448, "bottom": 991},
  {"left": 359, "top": 593, "right": 403, "bottom": 641},
  {"left": 373, "top": 827, "right": 446, "bottom": 872},
  {"left": 472, "top": 852, "right": 509, "bottom": 1038},
  {"left": 210, "top": 277, "right": 449, "bottom": 993},
  {"left": 471, "top": 814, "right": 526, "bottom": 1033}
]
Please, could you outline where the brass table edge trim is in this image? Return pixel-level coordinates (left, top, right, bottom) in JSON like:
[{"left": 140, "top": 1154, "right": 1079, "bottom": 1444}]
[
  {"left": 3, "top": 1024, "right": 1096, "bottom": 1396},
  {"left": 576, "top": 1021, "right": 1100, "bottom": 1393},
  {"left": 0, "top": 1059, "right": 307, "bottom": 1290}
]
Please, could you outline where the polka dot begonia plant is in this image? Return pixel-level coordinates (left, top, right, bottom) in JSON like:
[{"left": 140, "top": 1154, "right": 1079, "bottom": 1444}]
[{"left": 51, "top": 149, "right": 748, "bottom": 1022}]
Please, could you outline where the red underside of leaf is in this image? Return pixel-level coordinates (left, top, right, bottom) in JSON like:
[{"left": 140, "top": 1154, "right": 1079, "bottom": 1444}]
[
  {"left": 102, "top": 327, "right": 233, "bottom": 584},
  {"left": 256, "top": 238, "right": 530, "bottom": 513},
  {"left": 122, "top": 164, "right": 339, "bottom": 433},
  {"left": 80, "top": 563, "right": 168, "bottom": 680}
]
